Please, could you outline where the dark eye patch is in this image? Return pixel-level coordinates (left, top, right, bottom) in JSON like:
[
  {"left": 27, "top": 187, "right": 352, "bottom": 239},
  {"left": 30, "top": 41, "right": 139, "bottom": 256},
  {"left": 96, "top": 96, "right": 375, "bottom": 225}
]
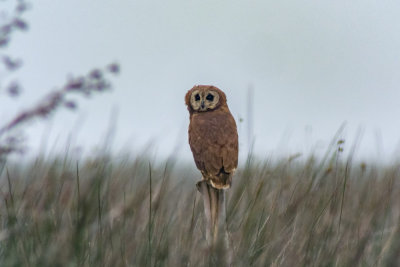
[
  {"left": 195, "top": 94, "right": 200, "bottom": 101},
  {"left": 206, "top": 94, "right": 214, "bottom": 101}
]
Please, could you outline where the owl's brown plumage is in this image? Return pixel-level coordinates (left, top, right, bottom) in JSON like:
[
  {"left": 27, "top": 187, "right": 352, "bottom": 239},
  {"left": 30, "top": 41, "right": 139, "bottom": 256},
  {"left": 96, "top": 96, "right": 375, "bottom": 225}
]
[{"left": 185, "top": 85, "right": 238, "bottom": 189}]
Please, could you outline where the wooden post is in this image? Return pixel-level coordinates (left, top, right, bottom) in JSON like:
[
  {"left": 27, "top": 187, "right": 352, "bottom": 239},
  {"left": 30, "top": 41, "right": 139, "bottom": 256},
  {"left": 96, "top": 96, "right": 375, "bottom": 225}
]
[{"left": 197, "top": 180, "right": 232, "bottom": 265}]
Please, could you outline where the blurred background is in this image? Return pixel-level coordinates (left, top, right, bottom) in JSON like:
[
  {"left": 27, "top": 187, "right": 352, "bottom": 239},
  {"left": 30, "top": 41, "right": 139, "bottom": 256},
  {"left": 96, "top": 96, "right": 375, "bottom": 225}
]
[{"left": 2, "top": 0, "right": 400, "bottom": 163}]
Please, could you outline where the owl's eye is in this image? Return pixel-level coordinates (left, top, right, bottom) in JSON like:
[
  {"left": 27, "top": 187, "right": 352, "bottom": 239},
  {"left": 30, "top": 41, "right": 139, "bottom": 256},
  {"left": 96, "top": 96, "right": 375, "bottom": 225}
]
[
  {"left": 206, "top": 94, "right": 214, "bottom": 101},
  {"left": 195, "top": 94, "right": 200, "bottom": 101}
]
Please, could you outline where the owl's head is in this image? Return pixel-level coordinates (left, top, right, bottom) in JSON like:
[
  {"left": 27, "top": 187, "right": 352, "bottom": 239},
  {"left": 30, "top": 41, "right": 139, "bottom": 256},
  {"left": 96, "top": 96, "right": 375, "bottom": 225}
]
[{"left": 185, "top": 85, "right": 227, "bottom": 114}]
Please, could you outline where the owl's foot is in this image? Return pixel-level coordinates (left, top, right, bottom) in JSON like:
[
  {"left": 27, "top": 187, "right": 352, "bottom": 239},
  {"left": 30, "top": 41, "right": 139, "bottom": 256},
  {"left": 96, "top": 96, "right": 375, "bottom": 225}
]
[{"left": 196, "top": 179, "right": 207, "bottom": 193}]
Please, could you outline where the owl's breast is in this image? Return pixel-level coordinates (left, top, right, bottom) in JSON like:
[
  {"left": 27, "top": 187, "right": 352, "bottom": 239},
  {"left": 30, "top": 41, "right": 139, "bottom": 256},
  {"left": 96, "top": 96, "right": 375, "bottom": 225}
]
[
  {"left": 188, "top": 110, "right": 238, "bottom": 171},
  {"left": 189, "top": 111, "right": 233, "bottom": 141}
]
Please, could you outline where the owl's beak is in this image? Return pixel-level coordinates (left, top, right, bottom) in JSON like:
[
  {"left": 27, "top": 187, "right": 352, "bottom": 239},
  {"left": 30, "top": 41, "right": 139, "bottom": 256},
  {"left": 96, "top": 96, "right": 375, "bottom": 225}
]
[{"left": 201, "top": 101, "right": 205, "bottom": 109}]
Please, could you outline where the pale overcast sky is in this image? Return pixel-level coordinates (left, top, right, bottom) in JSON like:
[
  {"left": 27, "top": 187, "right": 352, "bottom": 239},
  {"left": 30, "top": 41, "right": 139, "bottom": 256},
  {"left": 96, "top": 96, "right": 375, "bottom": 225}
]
[{"left": 2, "top": 0, "right": 400, "bottom": 162}]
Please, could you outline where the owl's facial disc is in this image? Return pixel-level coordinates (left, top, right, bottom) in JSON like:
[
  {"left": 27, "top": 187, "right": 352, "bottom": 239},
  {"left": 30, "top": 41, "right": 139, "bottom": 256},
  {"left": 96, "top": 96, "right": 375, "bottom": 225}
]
[{"left": 190, "top": 89, "right": 220, "bottom": 112}]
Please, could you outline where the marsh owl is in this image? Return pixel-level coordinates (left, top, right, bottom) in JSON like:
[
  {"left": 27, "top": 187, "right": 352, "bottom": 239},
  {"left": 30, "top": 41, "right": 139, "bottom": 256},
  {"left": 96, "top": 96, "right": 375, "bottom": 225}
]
[{"left": 185, "top": 85, "right": 238, "bottom": 189}]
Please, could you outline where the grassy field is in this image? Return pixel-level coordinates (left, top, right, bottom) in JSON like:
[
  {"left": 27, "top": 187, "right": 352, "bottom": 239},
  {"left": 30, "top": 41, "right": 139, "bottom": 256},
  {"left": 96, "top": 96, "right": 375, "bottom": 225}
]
[{"left": 0, "top": 145, "right": 400, "bottom": 266}]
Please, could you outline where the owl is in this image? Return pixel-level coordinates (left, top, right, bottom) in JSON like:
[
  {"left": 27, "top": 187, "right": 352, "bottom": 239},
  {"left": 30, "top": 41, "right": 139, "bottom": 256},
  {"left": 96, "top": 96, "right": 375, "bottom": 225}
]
[{"left": 185, "top": 85, "right": 238, "bottom": 189}]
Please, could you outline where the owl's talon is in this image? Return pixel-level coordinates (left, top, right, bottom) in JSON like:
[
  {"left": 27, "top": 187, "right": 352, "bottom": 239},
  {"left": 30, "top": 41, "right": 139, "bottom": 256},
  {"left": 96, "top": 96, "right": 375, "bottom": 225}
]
[{"left": 196, "top": 180, "right": 206, "bottom": 192}]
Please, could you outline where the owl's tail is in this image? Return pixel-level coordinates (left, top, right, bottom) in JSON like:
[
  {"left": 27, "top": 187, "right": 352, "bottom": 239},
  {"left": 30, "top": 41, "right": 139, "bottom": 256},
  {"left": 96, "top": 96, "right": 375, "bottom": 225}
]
[
  {"left": 210, "top": 179, "right": 230, "bottom": 190},
  {"left": 209, "top": 168, "right": 232, "bottom": 190}
]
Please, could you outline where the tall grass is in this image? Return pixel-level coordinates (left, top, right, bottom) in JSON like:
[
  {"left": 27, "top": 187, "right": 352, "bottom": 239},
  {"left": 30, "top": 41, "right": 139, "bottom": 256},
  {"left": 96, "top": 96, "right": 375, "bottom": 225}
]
[{"left": 0, "top": 147, "right": 400, "bottom": 266}]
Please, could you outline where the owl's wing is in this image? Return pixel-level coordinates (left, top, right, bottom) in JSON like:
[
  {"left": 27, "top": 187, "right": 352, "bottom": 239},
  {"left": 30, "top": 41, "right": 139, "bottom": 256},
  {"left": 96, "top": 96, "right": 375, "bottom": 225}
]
[
  {"left": 219, "top": 114, "right": 239, "bottom": 173},
  {"left": 218, "top": 113, "right": 238, "bottom": 173},
  {"left": 189, "top": 112, "right": 238, "bottom": 176}
]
